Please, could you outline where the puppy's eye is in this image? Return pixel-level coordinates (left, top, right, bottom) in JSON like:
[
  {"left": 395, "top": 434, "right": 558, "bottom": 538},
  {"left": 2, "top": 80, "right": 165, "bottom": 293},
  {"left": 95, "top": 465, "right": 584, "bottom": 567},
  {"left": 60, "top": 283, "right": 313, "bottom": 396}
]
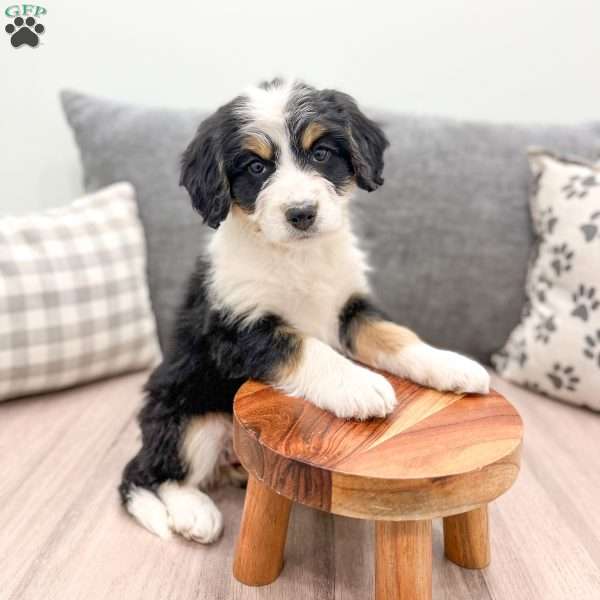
[
  {"left": 312, "top": 147, "right": 330, "bottom": 163},
  {"left": 248, "top": 161, "right": 266, "bottom": 175}
]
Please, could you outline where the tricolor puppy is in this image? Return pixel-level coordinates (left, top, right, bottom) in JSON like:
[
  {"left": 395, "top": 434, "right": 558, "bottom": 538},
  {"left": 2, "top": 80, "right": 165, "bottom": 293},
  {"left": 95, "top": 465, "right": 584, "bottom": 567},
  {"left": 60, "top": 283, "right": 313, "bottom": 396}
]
[{"left": 120, "top": 79, "right": 490, "bottom": 543}]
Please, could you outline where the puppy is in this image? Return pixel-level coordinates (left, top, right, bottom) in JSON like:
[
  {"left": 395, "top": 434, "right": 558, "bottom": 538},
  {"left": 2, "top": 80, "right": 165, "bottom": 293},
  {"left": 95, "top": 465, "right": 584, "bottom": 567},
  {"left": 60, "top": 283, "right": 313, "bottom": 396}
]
[{"left": 119, "top": 78, "right": 490, "bottom": 543}]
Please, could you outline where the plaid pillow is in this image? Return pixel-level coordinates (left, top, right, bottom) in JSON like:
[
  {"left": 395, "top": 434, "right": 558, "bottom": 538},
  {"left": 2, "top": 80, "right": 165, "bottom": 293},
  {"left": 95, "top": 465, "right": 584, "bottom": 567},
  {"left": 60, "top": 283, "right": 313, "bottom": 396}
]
[{"left": 0, "top": 183, "right": 161, "bottom": 401}]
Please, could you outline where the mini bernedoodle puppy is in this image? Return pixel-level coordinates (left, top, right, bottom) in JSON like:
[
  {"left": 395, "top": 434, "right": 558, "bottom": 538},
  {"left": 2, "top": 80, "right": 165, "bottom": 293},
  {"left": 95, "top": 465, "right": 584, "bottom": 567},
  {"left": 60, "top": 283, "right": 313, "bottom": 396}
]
[{"left": 120, "top": 78, "right": 490, "bottom": 543}]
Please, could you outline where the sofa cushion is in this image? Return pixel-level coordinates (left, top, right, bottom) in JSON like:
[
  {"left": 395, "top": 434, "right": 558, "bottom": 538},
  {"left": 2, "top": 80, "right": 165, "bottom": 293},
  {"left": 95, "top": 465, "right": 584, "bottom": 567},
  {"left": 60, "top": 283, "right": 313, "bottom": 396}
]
[
  {"left": 61, "top": 90, "right": 600, "bottom": 361},
  {"left": 0, "top": 183, "right": 160, "bottom": 401},
  {"left": 492, "top": 150, "right": 600, "bottom": 411},
  {"left": 61, "top": 91, "right": 209, "bottom": 351}
]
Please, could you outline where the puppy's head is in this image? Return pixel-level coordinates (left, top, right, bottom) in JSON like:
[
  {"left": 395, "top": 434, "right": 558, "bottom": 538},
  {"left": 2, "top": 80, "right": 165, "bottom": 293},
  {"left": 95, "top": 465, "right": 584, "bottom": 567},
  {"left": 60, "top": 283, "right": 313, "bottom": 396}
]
[{"left": 180, "top": 79, "right": 388, "bottom": 243}]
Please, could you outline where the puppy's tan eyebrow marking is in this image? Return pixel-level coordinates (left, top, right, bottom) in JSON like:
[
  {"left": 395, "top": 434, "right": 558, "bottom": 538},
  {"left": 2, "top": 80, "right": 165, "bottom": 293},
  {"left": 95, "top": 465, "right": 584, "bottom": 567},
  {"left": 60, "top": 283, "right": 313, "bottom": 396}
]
[
  {"left": 242, "top": 135, "right": 273, "bottom": 160},
  {"left": 301, "top": 122, "right": 327, "bottom": 151}
]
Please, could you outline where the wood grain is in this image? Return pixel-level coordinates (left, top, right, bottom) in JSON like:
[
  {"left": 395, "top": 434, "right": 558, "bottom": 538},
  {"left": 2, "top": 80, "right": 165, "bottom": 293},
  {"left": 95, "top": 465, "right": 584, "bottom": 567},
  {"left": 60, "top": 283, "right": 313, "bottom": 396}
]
[
  {"left": 233, "top": 475, "right": 292, "bottom": 586},
  {"left": 375, "top": 520, "right": 432, "bottom": 600},
  {"left": 444, "top": 505, "right": 491, "bottom": 568},
  {"left": 233, "top": 371, "right": 523, "bottom": 520}
]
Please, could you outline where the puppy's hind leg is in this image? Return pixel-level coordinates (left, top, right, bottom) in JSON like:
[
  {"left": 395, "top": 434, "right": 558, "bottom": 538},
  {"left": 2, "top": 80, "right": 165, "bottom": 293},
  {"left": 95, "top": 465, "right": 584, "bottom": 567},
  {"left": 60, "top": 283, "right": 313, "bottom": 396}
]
[
  {"left": 157, "top": 414, "right": 233, "bottom": 544},
  {"left": 119, "top": 407, "right": 187, "bottom": 540},
  {"left": 120, "top": 413, "right": 230, "bottom": 544}
]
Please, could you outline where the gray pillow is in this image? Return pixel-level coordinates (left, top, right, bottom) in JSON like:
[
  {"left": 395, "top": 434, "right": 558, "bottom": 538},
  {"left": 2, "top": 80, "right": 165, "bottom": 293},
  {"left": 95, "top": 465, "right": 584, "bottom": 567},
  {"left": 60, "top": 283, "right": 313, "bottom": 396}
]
[
  {"left": 61, "top": 90, "right": 210, "bottom": 350},
  {"left": 61, "top": 90, "right": 600, "bottom": 362}
]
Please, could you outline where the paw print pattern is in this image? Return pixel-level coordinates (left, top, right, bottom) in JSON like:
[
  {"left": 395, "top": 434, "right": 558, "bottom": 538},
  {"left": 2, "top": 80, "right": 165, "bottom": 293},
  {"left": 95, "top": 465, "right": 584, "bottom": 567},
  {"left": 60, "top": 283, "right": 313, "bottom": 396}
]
[
  {"left": 492, "top": 336, "right": 528, "bottom": 372},
  {"left": 546, "top": 363, "right": 580, "bottom": 392},
  {"left": 550, "top": 243, "right": 574, "bottom": 276},
  {"left": 509, "top": 337, "right": 528, "bottom": 368},
  {"left": 562, "top": 173, "right": 599, "bottom": 199},
  {"left": 571, "top": 285, "right": 600, "bottom": 321},
  {"left": 521, "top": 300, "right": 533, "bottom": 319},
  {"left": 530, "top": 271, "right": 553, "bottom": 303},
  {"left": 5, "top": 16, "right": 44, "bottom": 48},
  {"left": 491, "top": 350, "right": 509, "bottom": 373},
  {"left": 534, "top": 206, "right": 558, "bottom": 236},
  {"left": 529, "top": 170, "right": 543, "bottom": 200},
  {"left": 583, "top": 330, "right": 600, "bottom": 367},
  {"left": 534, "top": 314, "right": 556, "bottom": 344},
  {"left": 580, "top": 211, "right": 600, "bottom": 243},
  {"left": 521, "top": 380, "right": 549, "bottom": 397}
]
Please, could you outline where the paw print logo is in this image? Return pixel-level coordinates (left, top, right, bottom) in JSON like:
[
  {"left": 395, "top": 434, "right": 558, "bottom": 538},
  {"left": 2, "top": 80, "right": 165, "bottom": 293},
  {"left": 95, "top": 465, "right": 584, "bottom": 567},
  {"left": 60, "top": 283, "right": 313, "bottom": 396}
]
[
  {"left": 562, "top": 174, "right": 599, "bottom": 199},
  {"left": 580, "top": 211, "right": 600, "bottom": 243},
  {"left": 534, "top": 314, "right": 556, "bottom": 344},
  {"left": 583, "top": 330, "right": 600, "bottom": 367},
  {"left": 572, "top": 285, "right": 600, "bottom": 321},
  {"left": 5, "top": 16, "right": 44, "bottom": 48},
  {"left": 546, "top": 363, "right": 580, "bottom": 392},
  {"left": 550, "top": 243, "right": 574, "bottom": 277}
]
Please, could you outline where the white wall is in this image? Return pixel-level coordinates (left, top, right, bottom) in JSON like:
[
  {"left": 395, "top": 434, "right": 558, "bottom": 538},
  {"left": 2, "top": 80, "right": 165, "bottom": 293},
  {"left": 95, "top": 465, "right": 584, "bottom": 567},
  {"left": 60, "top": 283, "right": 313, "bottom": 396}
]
[{"left": 1, "top": 0, "right": 599, "bottom": 215}]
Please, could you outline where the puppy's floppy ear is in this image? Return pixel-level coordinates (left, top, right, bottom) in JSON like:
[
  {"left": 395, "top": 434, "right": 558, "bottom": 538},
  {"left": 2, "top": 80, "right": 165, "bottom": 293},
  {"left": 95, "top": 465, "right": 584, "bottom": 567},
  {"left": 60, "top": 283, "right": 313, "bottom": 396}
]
[
  {"left": 180, "top": 111, "right": 232, "bottom": 229},
  {"left": 324, "top": 90, "right": 389, "bottom": 192}
]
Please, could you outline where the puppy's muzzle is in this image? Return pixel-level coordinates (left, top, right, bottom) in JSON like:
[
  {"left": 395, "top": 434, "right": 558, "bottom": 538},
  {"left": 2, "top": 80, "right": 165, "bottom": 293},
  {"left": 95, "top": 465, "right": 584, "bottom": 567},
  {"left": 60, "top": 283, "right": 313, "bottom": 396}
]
[{"left": 285, "top": 204, "right": 317, "bottom": 231}]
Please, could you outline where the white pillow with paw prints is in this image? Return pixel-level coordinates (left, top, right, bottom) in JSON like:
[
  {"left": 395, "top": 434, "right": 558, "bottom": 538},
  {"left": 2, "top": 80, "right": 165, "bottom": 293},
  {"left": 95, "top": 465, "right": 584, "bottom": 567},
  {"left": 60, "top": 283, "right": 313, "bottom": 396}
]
[{"left": 492, "top": 149, "right": 600, "bottom": 411}]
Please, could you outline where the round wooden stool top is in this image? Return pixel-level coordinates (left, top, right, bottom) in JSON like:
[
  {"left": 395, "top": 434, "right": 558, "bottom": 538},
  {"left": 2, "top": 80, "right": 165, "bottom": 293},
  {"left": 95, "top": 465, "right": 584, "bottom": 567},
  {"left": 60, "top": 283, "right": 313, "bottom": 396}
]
[{"left": 233, "top": 372, "right": 523, "bottom": 521}]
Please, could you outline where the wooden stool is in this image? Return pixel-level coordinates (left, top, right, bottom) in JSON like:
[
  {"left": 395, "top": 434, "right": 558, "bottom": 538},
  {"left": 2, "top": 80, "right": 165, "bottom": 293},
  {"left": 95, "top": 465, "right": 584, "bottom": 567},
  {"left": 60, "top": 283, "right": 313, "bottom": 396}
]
[{"left": 232, "top": 372, "right": 523, "bottom": 600}]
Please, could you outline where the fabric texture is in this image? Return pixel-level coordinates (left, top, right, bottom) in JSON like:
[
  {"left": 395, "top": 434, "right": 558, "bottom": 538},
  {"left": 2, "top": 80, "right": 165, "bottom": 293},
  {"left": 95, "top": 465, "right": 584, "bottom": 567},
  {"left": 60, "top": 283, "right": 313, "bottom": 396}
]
[
  {"left": 61, "top": 90, "right": 600, "bottom": 361},
  {"left": 492, "top": 151, "right": 600, "bottom": 410},
  {"left": 0, "top": 182, "right": 161, "bottom": 401},
  {"left": 61, "top": 90, "right": 210, "bottom": 351}
]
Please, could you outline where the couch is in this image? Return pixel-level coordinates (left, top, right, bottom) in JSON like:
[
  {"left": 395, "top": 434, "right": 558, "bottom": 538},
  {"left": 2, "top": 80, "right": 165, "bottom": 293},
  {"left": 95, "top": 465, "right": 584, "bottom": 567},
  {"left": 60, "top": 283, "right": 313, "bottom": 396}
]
[{"left": 1, "top": 94, "right": 599, "bottom": 600}]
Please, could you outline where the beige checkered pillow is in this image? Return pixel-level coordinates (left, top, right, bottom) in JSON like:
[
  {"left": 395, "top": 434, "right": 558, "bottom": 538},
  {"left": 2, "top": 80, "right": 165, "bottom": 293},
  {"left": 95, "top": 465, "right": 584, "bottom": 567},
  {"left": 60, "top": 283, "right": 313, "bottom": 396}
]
[{"left": 0, "top": 182, "right": 161, "bottom": 401}]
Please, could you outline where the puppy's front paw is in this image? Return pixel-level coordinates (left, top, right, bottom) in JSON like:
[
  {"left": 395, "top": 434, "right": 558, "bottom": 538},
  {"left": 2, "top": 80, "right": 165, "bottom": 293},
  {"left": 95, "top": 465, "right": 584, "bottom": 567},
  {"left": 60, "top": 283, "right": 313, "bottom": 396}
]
[
  {"left": 316, "top": 364, "right": 397, "bottom": 420},
  {"left": 395, "top": 344, "right": 490, "bottom": 394}
]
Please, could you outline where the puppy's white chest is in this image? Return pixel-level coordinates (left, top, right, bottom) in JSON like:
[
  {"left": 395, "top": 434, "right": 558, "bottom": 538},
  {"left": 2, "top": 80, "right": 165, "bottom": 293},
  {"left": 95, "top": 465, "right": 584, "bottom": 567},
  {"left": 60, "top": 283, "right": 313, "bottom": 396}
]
[
  {"left": 255, "top": 241, "right": 370, "bottom": 347},
  {"left": 210, "top": 224, "right": 370, "bottom": 348},
  {"left": 275, "top": 272, "right": 349, "bottom": 347}
]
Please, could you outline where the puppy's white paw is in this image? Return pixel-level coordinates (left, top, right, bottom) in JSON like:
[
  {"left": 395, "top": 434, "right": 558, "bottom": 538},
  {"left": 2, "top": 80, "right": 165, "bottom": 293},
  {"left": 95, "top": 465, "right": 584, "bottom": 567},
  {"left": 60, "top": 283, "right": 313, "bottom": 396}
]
[
  {"left": 307, "top": 363, "right": 396, "bottom": 420},
  {"left": 279, "top": 338, "right": 396, "bottom": 420},
  {"left": 159, "top": 483, "right": 223, "bottom": 544},
  {"left": 393, "top": 343, "right": 490, "bottom": 394},
  {"left": 126, "top": 486, "right": 172, "bottom": 539}
]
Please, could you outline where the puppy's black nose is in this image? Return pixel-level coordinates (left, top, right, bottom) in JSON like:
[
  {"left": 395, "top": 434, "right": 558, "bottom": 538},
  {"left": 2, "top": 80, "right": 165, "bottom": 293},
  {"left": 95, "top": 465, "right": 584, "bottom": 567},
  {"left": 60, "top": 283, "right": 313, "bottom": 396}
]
[{"left": 285, "top": 205, "right": 317, "bottom": 231}]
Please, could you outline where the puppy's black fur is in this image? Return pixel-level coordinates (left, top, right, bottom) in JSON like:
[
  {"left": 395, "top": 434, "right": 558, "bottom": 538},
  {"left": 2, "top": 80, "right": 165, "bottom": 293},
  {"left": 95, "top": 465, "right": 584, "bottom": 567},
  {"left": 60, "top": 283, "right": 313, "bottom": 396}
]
[{"left": 119, "top": 261, "right": 302, "bottom": 501}]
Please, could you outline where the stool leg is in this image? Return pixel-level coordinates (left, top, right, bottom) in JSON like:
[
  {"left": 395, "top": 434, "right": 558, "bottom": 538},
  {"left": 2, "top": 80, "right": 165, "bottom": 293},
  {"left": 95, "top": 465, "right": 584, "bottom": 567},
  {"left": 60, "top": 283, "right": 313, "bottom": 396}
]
[
  {"left": 443, "top": 505, "right": 490, "bottom": 569},
  {"left": 233, "top": 475, "right": 292, "bottom": 586},
  {"left": 375, "top": 520, "right": 432, "bottom": 600}
]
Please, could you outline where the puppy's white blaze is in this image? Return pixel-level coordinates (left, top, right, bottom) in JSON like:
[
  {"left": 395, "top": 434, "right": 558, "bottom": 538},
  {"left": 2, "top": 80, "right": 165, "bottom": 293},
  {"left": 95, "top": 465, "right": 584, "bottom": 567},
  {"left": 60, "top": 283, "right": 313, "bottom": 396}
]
[
  {"left": 158, "top": 482, "right": 224, "bottom": 544},
  {"left": 181, "top": 414, "right": 231, "bottom": 489},
  {"left": 379, "top": 342, "right": 491, "bottom": 395},
  {"left": 240, "top": 80, "right": 295, "bottom": 148},
  {"left": 126, "top": 486, "right": 171, "bottom": 539},
  {"left": 209, "top": 216, "right": 370, "bottom": 347},
  {"left": 279, "top": 338, "right": 397, "bottom": 420},
  {"left": 243, "top": 79, "right": 295, "bottom": 124}
]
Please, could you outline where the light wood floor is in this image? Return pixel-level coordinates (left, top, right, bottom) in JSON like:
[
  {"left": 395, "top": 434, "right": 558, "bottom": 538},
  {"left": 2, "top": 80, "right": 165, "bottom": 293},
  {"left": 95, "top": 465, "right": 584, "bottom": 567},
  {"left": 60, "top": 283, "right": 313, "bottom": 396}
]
[{"left": 0, "top": 371, "right": 599, "bottom": 600}]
